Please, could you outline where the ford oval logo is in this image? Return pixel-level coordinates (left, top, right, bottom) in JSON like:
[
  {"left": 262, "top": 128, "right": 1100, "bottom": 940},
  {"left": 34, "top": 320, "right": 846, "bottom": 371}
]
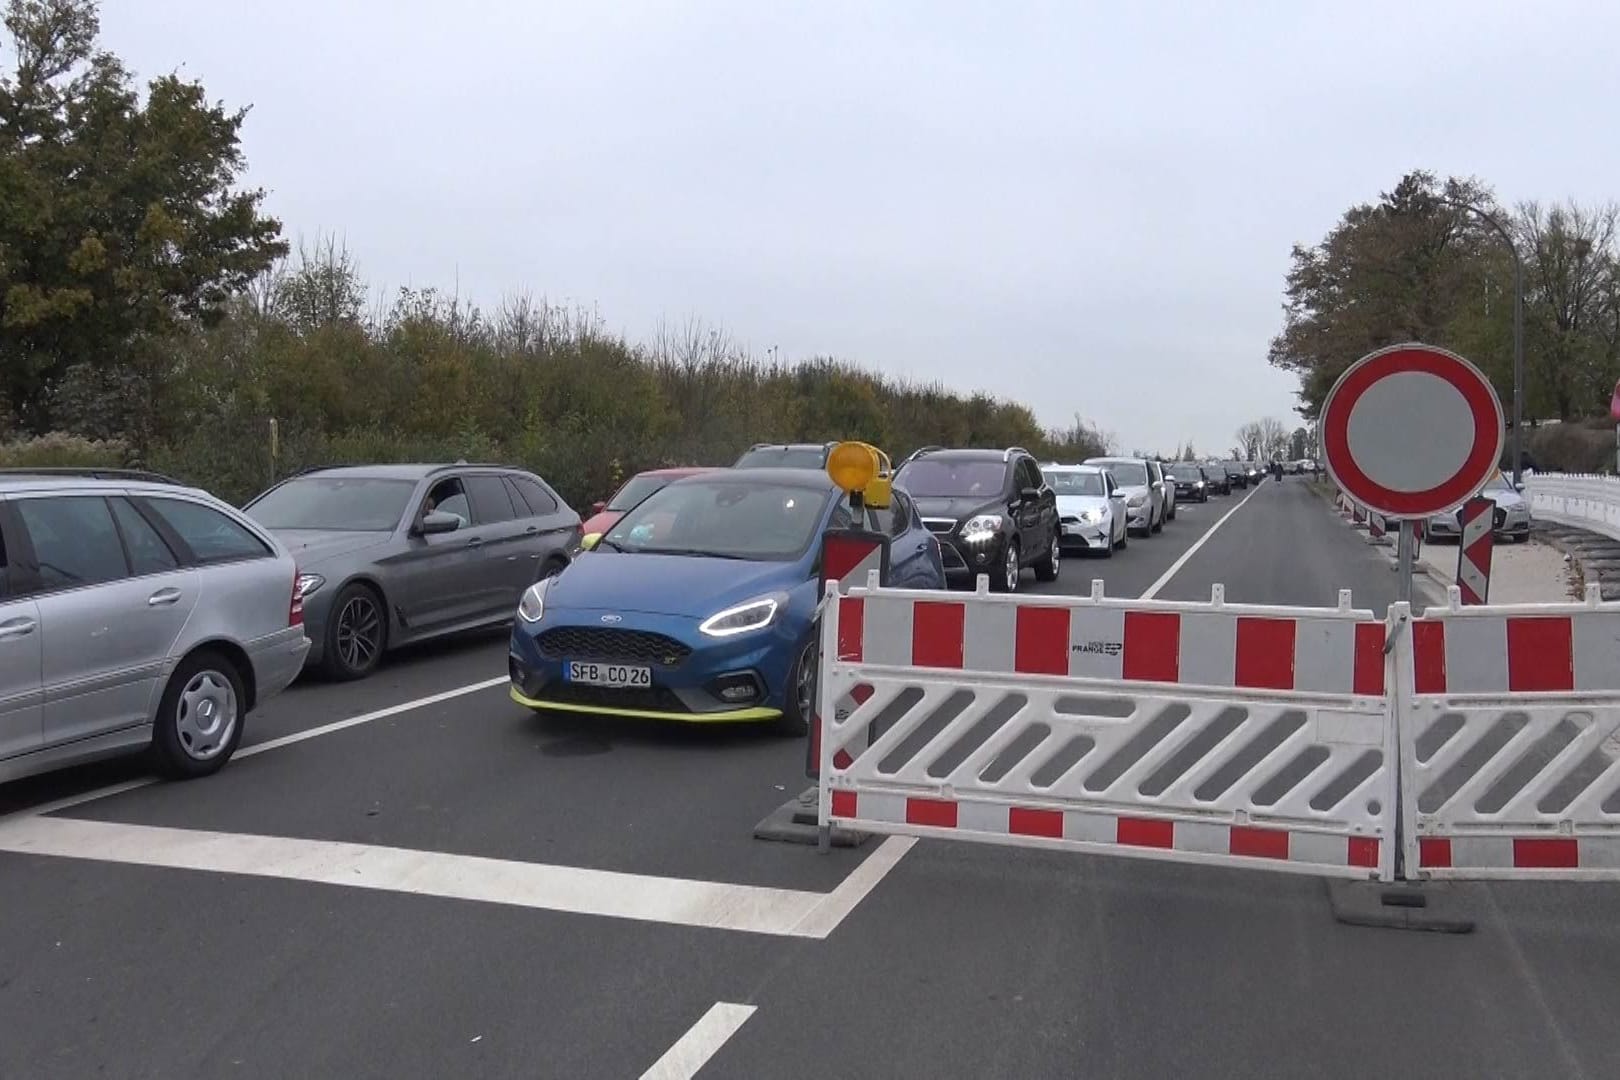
[{"left": 599, "top": 614, "right": 623, "bottom": 624}]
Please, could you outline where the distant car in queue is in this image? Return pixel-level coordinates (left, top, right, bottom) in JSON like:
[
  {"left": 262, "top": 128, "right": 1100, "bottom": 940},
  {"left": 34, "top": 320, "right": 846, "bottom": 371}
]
[
  {"left": 732, "top": 442, "right": 838, "bottom": 469},
  {"left": 1165, "top": 462, "right": 1210, "bottom": 502},
  {"left": 508, "top": 468, "right": 945, "bottom": 733},
  {"left": 1425, "top": 469, "right": 1533, "bottom": 543},
  {"left": 1042, "top": 464, "right": 1127, "bottom": 555},
  {"left": 580, "top": 467, "right": 717, "bottom": 536}
]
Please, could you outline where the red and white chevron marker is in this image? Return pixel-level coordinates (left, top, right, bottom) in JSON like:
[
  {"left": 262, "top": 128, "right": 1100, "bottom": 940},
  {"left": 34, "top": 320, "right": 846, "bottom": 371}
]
[
  {"left": 1368, "top": 512, "right": 1386, "bottom": 541},
  {"left": 1456, "top": 495, "right": 1495, "bottom": 605}
]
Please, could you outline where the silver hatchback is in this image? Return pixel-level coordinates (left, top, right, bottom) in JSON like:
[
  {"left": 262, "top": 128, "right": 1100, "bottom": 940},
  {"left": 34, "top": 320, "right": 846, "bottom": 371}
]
[{"left": 0, "top": 472, "right": 309, "bottom": 785}]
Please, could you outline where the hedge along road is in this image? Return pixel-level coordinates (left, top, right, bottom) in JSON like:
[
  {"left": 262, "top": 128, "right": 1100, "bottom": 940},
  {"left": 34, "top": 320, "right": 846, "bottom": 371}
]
[{"left": 10, "top": 480, "right": 1607, "bottom": 1080}]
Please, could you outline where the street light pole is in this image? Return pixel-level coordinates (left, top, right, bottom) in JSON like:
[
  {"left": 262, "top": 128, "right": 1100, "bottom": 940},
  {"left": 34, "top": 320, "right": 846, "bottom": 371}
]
[{"left": 1442, "top": 198, "right": 1526, "bottom": 485}]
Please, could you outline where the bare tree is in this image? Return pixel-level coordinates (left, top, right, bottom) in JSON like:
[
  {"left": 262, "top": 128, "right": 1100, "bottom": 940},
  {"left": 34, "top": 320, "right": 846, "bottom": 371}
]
[
  {"left": 1235, "top": 421, "right": 1263, "bottom": 461},
  {"left": 1258, "top": 417, "right": 1288, "bottom": 461}
]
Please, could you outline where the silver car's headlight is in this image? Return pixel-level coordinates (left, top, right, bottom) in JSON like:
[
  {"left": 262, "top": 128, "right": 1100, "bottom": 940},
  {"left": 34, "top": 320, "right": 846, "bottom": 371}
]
[
  {"left": 699, "top": 595, "right": 781, "bottom": 637},
  {"left": 517, "top": 580, "right": 549, "bottom": 623},
  {"left": 1127, "top": 494, "right": 1147, "bottom": 508},
  {"left": 296, "top": 573, "right": 326, "bottom": 597},
  {"left": 1080, "top": 508, "right": 1103, "bottom": 523}
]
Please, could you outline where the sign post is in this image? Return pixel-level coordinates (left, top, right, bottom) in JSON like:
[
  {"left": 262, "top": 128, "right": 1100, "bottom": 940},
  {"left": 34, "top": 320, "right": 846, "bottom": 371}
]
[{"left": 1322, "top": 343, "right": 1505, "bottom": 606}]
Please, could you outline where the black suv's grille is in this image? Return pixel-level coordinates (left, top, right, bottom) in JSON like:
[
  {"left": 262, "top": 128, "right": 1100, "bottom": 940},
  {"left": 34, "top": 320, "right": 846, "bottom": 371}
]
[
  {"left": 537, "top": 682, "right": 691, "bottom": 713},
  {"left": 535, "top": 628, "right": 691, "bottom": 667}
]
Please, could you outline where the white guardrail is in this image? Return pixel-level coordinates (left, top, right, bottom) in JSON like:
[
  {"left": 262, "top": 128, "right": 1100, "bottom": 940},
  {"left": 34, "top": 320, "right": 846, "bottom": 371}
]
[
  {"left": 815, "top": 573, "right": 1620, "bottom": 885},
  {"left": 1525, "top": 472, "right": 1620, "bottom": 542}
]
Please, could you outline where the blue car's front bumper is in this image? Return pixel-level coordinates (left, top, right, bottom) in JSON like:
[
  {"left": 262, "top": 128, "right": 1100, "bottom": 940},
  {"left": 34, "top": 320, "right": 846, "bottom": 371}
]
[{"left": 509, "top": 606, "right": 804, "bottom": 723}]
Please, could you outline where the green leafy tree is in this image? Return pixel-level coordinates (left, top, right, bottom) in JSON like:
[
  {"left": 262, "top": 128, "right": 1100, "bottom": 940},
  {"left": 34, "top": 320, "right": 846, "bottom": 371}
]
[{"left": 0, "top": 0, "right": 286, "bottom": 437}]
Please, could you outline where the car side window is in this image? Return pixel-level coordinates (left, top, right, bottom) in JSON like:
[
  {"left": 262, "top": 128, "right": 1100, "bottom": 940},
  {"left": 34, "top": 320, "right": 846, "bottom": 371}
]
[
  {"left": 0, "top": 512, "right": 9, "bottom": 598},
  {"left": 509, "top": 475, "right": 560, "bottom": 516},
  {"left": 1016, "top": 457, "right": 1042, "bottom": 493},
  {"left": 14, "top": 496, "right": 131, "bottom": 591},
  {"left": 109, "top": 497, "right": 180, "bottom": 575},
  {"left": 465, "top": 475, "right": 518, "bottom": 524},
  {"left": 143, "top": 497, "right": 272, "bottom": 564},
  {"left": 828, "top": 502, "right": 855, "bottom": 531},
  {"left": 424, "top": 478, "right": 471, "bottom": 525}
]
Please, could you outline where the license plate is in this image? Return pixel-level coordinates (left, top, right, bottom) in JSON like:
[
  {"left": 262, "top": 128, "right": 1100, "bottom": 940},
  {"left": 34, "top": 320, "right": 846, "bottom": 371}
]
[{"left": 564, "top": 661, "right": 652, "bottom": 688}]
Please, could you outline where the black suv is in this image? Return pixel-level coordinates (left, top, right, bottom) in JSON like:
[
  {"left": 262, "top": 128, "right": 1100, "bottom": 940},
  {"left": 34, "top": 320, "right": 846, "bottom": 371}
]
[{"left": 894, "top": 447, "right": 1060, "bottom": 592}]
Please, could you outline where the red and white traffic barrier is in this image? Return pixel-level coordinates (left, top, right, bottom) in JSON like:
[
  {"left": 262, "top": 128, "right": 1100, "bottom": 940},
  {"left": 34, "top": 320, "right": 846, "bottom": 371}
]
[
  {"left": 818, "top": 578, "right": 1397, "bottom": 882},
  {"left": 1456, "top": 495, "right": 1494, "bottom": 605},
  {"left": 835, "top": 580, "right": 1385, "bottom": 696},
  {"left": 1395, "top": 588, "right": 1620, "bottom": 880}
]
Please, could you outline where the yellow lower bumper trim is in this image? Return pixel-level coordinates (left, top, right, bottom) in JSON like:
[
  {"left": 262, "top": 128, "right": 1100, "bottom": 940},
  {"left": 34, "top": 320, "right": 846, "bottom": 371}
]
[{"left": 509, "top": 686, "right": 781, "bottom": 724}]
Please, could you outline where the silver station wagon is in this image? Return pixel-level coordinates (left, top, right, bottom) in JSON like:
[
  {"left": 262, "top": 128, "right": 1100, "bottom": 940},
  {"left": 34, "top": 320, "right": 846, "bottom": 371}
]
[{"left": 0, "top": 470, "right": 309, "bottom": 785}]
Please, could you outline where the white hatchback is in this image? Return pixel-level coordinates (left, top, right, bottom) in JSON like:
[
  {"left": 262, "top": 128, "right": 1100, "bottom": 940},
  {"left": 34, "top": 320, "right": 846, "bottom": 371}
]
[{"left": 1042, "top": 465, "right": 1128, "bottom": 555}]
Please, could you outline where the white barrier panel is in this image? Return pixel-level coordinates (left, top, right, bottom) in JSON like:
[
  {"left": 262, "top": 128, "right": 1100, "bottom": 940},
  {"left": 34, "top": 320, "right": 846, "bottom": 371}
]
[
  {"left": 1525, "top": 472, "right": 1620, "bottom": 544},
  {"left": 817, "top": 579, "right": 1397, "bottom": 882},
  {"left": 1394, "top": 591, "right": 1620, "bottom": 879}
]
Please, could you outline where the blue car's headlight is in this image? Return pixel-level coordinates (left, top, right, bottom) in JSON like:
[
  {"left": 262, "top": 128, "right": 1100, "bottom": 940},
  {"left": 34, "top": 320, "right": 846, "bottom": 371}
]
[
  {"left": 517, "top": 580, "right": 550, "bottom": 623},
  {"left": 699, "top": 595, "right": 782, "bottom": 638}
]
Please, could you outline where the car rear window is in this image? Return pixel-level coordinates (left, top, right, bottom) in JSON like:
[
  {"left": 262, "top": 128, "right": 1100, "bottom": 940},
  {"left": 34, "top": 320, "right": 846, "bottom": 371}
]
[
  {"left": 509, "top": 475, "right": 559, "bottom": 515},
  {"left": 110, "top": 498, "right": 180, "bottom": 575},
  {"left": 465, "top": 475, "right": 519, "bottom": 523},
  {"left": 144, "top": 498, "right": 272, "bottom": 564}
]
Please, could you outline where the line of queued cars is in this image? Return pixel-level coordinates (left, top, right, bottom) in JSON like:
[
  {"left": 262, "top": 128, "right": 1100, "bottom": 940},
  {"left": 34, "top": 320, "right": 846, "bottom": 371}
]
[{"left": 0, "top": 444, "right": 1279, "bottom": 787}]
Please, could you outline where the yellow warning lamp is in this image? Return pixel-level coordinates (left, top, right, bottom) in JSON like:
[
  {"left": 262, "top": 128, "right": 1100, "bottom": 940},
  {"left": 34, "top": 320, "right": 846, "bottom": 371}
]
[{"left": 826, "top": 441, "right": 892, "bottom": 509}]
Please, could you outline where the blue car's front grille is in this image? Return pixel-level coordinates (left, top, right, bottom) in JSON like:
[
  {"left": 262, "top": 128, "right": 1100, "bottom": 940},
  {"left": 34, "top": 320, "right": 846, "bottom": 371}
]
[{"left": 535, "top": 627, "right": 691, "bottom": 667}]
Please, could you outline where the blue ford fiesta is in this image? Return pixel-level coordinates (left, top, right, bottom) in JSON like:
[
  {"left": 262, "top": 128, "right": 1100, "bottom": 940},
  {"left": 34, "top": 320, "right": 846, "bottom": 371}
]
[{"left": 508, "top": 467, "right": 945, "bottom": 732}]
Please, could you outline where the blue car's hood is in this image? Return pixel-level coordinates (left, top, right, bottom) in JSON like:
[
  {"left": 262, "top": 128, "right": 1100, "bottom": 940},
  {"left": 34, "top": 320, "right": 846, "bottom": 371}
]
[{"left": 547, "top": 551, "right": 806, "bottom": 616}]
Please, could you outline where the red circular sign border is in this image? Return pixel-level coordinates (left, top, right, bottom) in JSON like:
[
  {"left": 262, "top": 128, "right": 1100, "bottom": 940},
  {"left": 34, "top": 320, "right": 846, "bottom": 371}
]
[{"left": 1322, "top": 343, "right": 1503, "bottom": 518}]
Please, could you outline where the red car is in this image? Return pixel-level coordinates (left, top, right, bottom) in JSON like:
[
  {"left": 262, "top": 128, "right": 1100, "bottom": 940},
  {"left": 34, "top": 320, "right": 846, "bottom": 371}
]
[{"left": 580, "top": 467, "right": 717, "bottom": 536}]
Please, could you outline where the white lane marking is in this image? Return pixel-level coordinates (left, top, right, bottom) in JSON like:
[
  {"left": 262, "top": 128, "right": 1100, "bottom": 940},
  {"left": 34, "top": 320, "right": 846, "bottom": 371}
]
[
  {"left": 11, "top": 676, "right": 508, "bottom": 820},
  {"left": 237, "top": 676, "right": 508, "bottom": 760},
  {"left": 0, "top": 816, "right": 850, "bottom": 938},
  {"left": 1140, "top": 479, "right": 1267, "bottom": 600},
  {"left": 640, "top": 1002, "right": 757, "bottom": 1080},
  {"left": 790, "top": 835, "right": 916, "bottom": 937}
]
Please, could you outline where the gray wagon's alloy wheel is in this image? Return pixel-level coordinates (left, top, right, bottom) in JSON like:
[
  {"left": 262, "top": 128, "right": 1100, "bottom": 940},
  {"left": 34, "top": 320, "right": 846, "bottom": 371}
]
[{"left": 322, "top": 584, "right": 387, "bottom": 680}]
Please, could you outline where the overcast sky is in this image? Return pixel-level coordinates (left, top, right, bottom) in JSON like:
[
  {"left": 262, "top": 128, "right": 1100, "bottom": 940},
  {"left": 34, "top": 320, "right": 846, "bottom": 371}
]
[{"left": 100, "top": 1, "right": 1620, "bottom": 456}]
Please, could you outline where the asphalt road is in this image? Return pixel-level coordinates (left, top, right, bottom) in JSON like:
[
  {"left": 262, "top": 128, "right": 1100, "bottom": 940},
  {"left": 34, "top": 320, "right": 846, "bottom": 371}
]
[{"left": 2, "top": 478, "right": 1615, "bottom": 1080}]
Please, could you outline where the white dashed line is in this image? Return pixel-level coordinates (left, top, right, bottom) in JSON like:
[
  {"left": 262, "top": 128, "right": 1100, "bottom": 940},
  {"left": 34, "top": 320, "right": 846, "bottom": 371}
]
[{"left": 640, "top": 1002, "right": 757, "bottom": 1080}]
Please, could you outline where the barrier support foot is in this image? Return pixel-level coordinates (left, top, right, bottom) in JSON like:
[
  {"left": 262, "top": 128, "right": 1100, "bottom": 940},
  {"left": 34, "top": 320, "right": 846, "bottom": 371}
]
[
  {"left": 1327, "top": 880, "right": 1476, "bottom": 933},
  {"left": 753, "top": 787, "right": 871, "bottom": 849}
]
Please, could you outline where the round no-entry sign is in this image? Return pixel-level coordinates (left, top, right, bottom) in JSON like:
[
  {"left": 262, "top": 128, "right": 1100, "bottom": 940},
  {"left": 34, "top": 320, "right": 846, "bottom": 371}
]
[{"left": 1321, "top": 343, "right": 1503, "bottom": 519}]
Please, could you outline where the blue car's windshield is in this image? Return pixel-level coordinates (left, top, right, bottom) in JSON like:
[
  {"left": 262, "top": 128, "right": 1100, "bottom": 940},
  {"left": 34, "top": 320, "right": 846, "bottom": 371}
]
[{"left": 605, "top": 478, "right": 834, "bottom": 560}]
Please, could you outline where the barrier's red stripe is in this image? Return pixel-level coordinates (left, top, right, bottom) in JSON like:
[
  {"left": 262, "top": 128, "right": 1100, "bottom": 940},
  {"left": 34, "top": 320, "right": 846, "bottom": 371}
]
[
  {"left": 1229, "top": 825, "right": 1289, "bottom": 860},
  {"left": 1122, "top": 611, "right": 1179, "bottom": 682},
  {"left": 1117, "top": 817, "right": 1174, "bottom": 848},
  {"left": 906, "top": 796, "right": 959, "bottom": 828},
  {"left": 1418, "top": 836, "right": 1452, "bottom": 868},
  {"left": 838, "top": 597, "right": 864, "bottom": 662},
  {"left": 1008, "top": 807, "right": 1063, "bottom": 839},
  {"left": 1506, "top": 617, "right": 1574, "bottom": 692},
  {"left": 911, "top": 601, "right": 966, "bottom": 669},
  {"left": 1015, "top": 605, "right": 1070, "bottom": 675},
  {"left": 830, "top": 790, "right": 857, "bottom": 818},
  {"left": 1235, "top": 616, "right": 1296, "bottom": 690},
  {"left": 1412, "top": 621, "right": 1446, "bottom": 694},
  {"left": 1353, "top": 622, "right": 1385, "bottom": 696},
  {"left": 1513, "top": 837, "right": 1579, "bottom": 869},
  {"left": 1347, "top": 836, "right": 1380, "bottom": 869}
]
